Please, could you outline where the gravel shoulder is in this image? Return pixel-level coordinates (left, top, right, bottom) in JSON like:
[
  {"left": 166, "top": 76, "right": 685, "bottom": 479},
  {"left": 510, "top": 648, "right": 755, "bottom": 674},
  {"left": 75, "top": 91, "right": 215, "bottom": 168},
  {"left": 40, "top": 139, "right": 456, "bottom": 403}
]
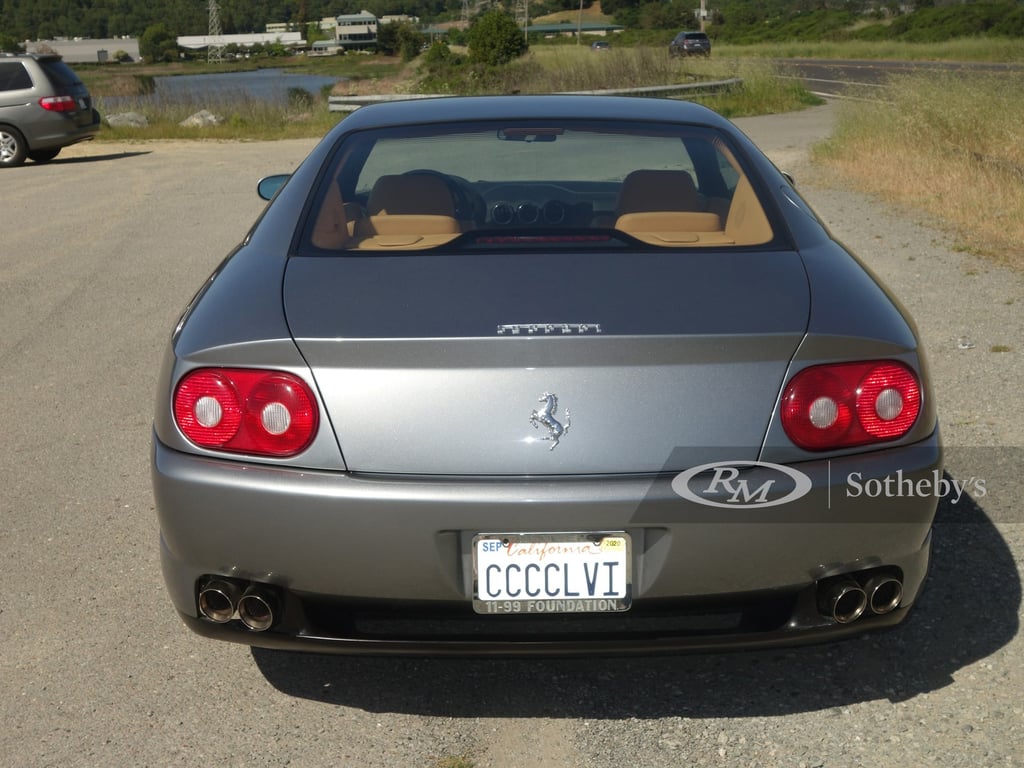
[{"left": 0, "top": 105, "right": 1020, "bottom": 768}]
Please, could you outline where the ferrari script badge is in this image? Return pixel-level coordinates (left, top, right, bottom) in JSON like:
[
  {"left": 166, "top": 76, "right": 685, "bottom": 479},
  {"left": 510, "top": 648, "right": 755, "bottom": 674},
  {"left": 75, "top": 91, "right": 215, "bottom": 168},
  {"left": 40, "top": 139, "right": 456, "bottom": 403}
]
[{"left": 530, "top": 392, "right": 570, "bottom": 451}]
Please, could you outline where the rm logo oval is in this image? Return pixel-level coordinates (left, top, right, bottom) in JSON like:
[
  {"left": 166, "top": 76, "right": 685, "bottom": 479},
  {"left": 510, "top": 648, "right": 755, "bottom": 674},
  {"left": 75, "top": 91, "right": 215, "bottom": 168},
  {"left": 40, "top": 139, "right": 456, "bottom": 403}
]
[{"left": 672, "top": 461, "right": 813, "bottom": 509}]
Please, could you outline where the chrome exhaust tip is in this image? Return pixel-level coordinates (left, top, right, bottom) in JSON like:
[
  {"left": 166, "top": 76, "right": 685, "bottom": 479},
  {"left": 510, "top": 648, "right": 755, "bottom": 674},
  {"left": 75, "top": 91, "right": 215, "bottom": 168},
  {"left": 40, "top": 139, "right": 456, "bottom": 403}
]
[
  {"left": 198, "top": 579, "right": 240, "bottom": 623},
  {"left": 238, "top": 587, "right": 276, "bottom": 632},
  {"left": 863, "top": 574, "right": 903, "bottom": 615},
  {"left": 818, "top": 577, "right": 868, "bottom": 624}
]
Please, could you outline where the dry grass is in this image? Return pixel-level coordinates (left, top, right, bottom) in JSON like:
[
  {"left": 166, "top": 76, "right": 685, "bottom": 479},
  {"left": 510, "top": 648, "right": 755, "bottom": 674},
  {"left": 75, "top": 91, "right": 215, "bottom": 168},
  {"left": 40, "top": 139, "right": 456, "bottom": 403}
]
[
  {"left": 533, "top": 0, "right": 612, "bottom": 24},
  {"left": 498, "top": 48, "right": 821, "bottom": 116},
  {"left": 523, "top": 45, "right": 692, "bottom": 91},
  {"left": 330, "top": 58, "right": 420, "bottom": 96},
  {"left": 813, "top": 72, "right": 1024, "bottom": 270}
]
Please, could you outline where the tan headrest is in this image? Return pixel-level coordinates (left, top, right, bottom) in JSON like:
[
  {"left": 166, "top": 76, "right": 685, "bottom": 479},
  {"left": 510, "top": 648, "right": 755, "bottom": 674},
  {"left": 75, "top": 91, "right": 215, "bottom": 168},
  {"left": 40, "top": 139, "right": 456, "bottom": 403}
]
[
  {"left": 615, "top": 169, "right": 700, "bottom": 215},
  {"left": 366, "top": 174, "right": 457, "bottom": 217}
]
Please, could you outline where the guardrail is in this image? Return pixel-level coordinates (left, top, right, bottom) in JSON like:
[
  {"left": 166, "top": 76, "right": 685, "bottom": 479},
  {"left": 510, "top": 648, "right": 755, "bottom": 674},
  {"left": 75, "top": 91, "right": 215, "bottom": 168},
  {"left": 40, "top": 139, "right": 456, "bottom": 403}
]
[{"left": 327, "top": 78, "right": 743, "bottom": 112}]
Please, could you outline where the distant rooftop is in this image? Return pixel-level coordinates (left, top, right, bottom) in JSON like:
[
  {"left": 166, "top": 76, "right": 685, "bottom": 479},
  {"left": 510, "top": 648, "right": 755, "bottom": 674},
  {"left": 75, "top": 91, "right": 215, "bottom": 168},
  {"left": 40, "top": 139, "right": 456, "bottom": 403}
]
[
  {"left": 24, "top": 37, "right": 141, "bottom": 63},
  {"left": 177, "top": 32, "right": 305, "bottom": 50}
]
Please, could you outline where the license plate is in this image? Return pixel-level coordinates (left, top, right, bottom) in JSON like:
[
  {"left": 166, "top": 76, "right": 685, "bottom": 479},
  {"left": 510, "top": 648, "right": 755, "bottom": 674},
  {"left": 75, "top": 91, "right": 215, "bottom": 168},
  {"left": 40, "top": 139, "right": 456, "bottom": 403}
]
[{"left": 472, "top": 532, "right": 631, "bottom": 614}]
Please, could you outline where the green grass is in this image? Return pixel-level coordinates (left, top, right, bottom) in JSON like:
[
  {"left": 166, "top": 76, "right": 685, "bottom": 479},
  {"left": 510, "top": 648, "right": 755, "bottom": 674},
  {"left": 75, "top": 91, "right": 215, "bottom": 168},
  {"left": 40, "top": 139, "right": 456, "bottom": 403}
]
[{"left": 93, "top": 89, "right": 344, "bottom": 141}]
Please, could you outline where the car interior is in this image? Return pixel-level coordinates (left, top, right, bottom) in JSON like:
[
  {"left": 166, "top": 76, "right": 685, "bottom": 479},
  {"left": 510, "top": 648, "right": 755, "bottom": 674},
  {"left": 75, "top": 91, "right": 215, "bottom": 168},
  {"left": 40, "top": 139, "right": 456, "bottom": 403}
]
[{"left": 305, "top": 124, "right": 775, "bottom": 252}]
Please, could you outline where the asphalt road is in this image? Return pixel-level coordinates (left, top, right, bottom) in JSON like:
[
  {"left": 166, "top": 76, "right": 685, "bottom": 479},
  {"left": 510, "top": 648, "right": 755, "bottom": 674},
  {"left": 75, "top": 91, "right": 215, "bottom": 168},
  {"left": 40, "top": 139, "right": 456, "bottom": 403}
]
[
  {"left": 776, "top": 57, "right": 1024, "bottom": 97},
  {"left": 2, "top": 105, "right": 1022, "bottom": 767}
]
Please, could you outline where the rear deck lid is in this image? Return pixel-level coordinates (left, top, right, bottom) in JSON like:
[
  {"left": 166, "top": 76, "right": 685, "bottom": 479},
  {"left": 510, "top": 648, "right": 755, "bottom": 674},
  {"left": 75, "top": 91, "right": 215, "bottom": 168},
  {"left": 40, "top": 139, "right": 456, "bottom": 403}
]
[{"left": 284, "top": 250, "right": 809, "bottom": 475}]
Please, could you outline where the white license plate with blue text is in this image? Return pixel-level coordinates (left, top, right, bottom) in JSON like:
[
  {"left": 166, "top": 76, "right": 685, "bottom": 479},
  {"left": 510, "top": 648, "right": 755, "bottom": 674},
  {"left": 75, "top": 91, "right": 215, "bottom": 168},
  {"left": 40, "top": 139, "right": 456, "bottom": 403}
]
[{"left": 472, "top": 532, "right": 632, "bottom": 614}]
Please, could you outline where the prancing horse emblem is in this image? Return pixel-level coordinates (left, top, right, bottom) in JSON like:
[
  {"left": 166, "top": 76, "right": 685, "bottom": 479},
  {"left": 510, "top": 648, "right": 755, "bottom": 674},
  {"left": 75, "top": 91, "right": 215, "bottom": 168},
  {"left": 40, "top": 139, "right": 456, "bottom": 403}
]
[{"left": 530, "top": 392, "right": 570, "bottom": 451}]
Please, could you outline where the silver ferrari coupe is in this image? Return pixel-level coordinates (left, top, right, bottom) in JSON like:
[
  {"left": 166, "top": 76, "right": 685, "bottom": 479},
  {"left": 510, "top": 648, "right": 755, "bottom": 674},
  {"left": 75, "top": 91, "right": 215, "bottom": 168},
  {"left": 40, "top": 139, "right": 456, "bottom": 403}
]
[{"left": 153, "top": 95, "right": 941, "bottom": 655}]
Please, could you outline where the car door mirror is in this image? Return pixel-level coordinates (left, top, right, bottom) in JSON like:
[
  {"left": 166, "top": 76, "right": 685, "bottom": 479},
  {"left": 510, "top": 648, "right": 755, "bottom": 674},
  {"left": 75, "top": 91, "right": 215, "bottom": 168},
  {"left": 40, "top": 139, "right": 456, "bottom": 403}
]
[{"left": 257, "top": 174, "right": 290, "bottom": 201}]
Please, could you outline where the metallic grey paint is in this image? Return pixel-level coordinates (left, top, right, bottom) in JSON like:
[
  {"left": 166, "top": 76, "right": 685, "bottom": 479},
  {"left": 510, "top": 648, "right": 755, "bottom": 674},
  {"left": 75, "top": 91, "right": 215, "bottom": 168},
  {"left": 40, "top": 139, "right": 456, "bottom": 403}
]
[{"left": 153, "top": 95, "right": 941, "bottom": 654}]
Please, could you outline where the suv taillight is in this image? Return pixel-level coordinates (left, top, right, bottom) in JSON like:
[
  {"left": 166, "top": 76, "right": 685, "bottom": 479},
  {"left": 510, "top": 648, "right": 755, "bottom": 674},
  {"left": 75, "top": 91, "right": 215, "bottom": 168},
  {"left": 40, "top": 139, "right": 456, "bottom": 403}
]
[
  {"left": 173, "top": 368, "right": 319, "bottom": 457},
  {"left": 781, "top": 361, "right": 921, "bottom": 451},
  {"left": 39, "top": 95, "right": 77, "bottom": 112}
]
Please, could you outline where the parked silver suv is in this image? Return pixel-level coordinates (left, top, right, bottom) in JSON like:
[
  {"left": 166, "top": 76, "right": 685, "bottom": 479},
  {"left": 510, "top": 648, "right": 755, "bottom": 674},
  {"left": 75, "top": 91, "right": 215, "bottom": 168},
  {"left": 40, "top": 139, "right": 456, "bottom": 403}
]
[{"left": 0, "top": 52, "right": 100, "bottom": 167}]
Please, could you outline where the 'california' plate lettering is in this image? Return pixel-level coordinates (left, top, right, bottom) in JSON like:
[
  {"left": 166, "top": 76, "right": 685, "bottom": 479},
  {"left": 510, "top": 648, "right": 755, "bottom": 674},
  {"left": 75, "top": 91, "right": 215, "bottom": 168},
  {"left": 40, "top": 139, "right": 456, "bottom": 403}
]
[{"left": 472, "top": 532, "right": 631, "bottom": 614}]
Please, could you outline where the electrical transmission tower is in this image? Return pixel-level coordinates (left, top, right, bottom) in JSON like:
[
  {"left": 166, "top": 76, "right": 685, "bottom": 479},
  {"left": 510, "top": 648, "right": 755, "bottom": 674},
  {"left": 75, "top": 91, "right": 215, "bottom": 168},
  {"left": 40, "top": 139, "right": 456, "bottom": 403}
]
[{"left": 207, "top": 0, "right": 225, "bottom": 64}]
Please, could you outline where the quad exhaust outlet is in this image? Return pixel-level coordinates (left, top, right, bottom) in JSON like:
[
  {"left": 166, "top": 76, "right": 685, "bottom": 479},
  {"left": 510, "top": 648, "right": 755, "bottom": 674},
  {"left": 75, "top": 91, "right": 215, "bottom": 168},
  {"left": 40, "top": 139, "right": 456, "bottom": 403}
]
[
  {"left": 817, "top": 569, "right": 903, "bottom": 624},
  {"left": 197, "top": 577, "right": 277, "bottom": 631}
]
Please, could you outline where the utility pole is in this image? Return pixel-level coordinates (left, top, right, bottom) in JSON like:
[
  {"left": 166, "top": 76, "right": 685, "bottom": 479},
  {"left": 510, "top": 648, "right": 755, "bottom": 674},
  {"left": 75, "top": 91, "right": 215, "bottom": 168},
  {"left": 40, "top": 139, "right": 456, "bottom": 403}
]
[
  {"left": 514, "top": 0, "right": 528, "bottom": 42},
  {"left": 207, "top": 0, "right": 225, "bottom": 64}
]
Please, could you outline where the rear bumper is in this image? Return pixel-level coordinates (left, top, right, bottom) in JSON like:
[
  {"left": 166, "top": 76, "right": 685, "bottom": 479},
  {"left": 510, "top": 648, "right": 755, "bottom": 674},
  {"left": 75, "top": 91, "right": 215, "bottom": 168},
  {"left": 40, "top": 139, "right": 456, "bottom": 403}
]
[
  {"left": 29, "top": 108, "right": 100, "bottom": 150},
  {"left": 174, "top": 587, "right": 923, "bottom": 657},
  {"left": 154, "top": 431, "right": 940, "bottom": 654}
]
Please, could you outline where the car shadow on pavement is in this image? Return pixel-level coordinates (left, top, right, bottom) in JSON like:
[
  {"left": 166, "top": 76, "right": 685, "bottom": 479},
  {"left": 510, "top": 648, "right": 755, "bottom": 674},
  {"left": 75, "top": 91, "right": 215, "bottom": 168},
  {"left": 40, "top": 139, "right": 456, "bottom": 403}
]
[
  {"left": 252, "top": 475, "right": 1019, "bottom": 719},
  {"left": 48, "top": 150, "right": 152, "bottom": 164}
]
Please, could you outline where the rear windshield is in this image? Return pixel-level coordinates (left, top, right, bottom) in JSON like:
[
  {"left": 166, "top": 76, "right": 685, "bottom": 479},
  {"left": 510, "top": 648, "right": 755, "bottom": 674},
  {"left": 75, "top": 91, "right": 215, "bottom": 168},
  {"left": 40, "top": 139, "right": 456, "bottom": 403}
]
[
  {"left": 39, "top": 59, "right": 82, "bottom": 89},
  {"left": 301, "top": 119, "right": 775, "bottom": 253}
]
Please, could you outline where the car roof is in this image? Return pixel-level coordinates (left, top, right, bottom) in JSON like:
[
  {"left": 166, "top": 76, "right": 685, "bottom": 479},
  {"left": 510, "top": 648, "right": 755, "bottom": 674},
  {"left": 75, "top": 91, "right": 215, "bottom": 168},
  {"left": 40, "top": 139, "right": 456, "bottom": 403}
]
[
  {"left": 336, "top": 95, "right": 735, "bottom": 133},
  {"left": 0, "top": 52, "right": 63, "bottom": 62}
]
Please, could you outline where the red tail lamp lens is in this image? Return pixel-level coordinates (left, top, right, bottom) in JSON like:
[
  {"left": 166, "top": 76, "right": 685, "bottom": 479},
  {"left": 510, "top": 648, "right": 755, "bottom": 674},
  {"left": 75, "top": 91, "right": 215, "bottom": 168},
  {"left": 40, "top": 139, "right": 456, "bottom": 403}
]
[
  {"left": 39, "top": 95, "right": 77, "bottom": 112},
  {"left": 173, "top": 369, "right": 318, "bottom": 457},
  {"left": 781, "top": 362, "right": 921, "bottom": 451}
]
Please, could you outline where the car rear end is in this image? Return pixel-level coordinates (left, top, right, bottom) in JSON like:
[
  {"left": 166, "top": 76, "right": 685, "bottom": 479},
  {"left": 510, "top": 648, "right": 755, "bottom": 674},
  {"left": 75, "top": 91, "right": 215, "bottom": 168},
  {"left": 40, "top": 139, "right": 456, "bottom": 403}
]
[
  {"left": 0, "top": 55, "right": 99, "bottom": 165},
  {"left": 153, "top": 97, "right": 940, "bottom": 654},
  {"left": 670, "top": 32, "right": 712, "bottom": 57},
  {"left": 27, "top": 56, "right": 100, "bottom": 150}
]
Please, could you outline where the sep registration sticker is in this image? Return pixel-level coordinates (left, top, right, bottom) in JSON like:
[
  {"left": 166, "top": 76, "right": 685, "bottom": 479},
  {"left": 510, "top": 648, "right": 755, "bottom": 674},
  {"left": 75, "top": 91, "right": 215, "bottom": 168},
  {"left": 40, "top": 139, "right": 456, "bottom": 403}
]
[{"left": 472, "top": 532, "right": 631, "bottom": 614}]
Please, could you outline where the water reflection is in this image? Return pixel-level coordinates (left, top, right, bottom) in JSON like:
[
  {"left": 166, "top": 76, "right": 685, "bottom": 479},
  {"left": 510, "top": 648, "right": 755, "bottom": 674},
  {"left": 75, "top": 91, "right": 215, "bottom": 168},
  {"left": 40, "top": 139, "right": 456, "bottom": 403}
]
[{"left": 105, "top": 68, "right": 342, "bottom": 110}]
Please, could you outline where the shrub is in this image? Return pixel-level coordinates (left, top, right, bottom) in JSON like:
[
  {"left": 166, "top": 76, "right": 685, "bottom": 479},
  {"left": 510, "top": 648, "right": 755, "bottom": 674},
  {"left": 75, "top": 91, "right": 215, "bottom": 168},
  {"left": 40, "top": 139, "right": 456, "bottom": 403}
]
[
  {"left": 140, "top": 23, "right": 177, "bottom": 63},
  {"left": 467, "top": 10, "right": 528, "bottom": 66}
]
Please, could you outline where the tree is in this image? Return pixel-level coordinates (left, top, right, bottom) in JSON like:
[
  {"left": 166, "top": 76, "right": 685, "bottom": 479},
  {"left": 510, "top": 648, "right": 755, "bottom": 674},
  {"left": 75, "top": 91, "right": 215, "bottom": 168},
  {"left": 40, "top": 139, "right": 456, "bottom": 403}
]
[
  {"left": 0, "top": 33, "right": 25, "bottom": 53},
  {"left": 467, "top": 9, "right": 527, "bottom": 67},
  {"left": 139, "top": 23, "right": 177, "bottom": 62}
]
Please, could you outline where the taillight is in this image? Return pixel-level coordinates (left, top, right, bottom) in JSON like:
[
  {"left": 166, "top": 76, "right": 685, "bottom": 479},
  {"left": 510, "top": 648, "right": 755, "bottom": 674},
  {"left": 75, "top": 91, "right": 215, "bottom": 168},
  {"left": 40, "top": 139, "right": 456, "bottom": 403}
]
[
  {"left": 781, "top": 361, "right": 921, "bottom": 451},
  {"left": 39, "top": 95, "right": 77, "bottom": 113},
  {"left": 173, "top": 369, "right": 318, "bottom": 457}
]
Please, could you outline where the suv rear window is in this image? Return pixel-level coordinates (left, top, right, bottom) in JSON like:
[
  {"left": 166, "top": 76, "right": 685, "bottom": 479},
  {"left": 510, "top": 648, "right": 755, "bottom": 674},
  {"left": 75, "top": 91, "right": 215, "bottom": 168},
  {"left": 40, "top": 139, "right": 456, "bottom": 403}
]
[
  {"left": 38, "top": 59, "right": 82, "bottom": 89},
  {"left": 302, "top": 120, "right": 775, "bottom": 253}
]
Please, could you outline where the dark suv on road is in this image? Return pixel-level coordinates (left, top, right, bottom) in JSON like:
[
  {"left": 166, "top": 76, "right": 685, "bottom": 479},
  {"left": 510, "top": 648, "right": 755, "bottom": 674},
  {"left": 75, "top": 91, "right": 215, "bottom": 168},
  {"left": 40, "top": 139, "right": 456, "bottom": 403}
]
[
  {"left": 669, "top": 31, "right": 711, "bottom": 57},
  {"left": 0, "top": 52, "right": 100, "bottom": 167}
]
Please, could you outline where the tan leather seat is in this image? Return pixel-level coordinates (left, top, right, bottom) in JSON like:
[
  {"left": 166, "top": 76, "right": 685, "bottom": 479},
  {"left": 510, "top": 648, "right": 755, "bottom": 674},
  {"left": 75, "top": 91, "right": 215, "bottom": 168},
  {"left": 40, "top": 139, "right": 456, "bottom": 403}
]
[
  {"left": 614, "top": 169, "right": 726, "bottom": 243},
  {"left": 615, "top": 169, "right": 701, "bottom": 217},
  {"left": 346, "top": 174, "right": 463, "bottom": 248},
  {"left": 359, "top": 174, "right": 460, "bottom": 235}
]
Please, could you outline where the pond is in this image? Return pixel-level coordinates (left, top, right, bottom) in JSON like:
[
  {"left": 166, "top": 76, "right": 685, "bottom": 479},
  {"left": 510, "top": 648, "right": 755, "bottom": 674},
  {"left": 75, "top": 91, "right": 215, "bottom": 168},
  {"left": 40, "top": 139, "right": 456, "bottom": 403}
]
[
  {"left": 155, "top": 68, "right": 343, "bottom": 104},
  {"left": 105, "top": 68, "right": 345, "bottom": 110}
]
